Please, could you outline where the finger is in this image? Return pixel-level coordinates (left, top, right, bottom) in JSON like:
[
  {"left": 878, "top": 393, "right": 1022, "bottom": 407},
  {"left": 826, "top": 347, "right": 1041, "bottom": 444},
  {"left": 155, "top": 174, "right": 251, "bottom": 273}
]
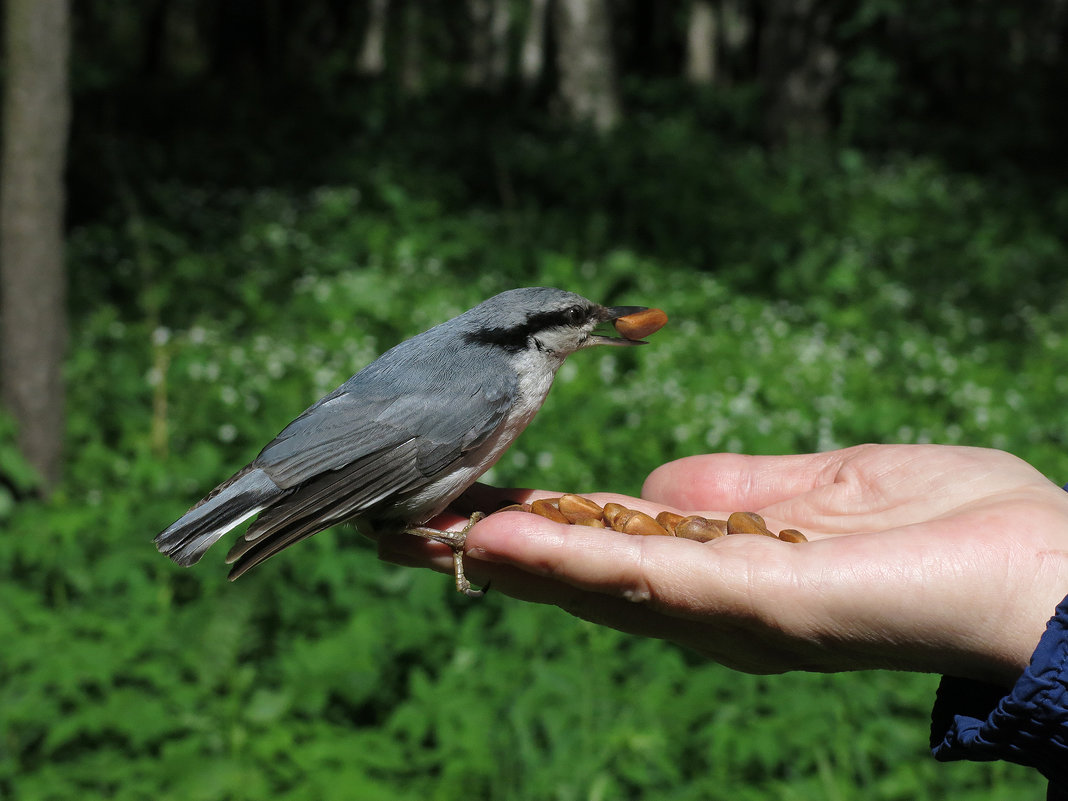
[
  {"left": 464, "top": 513, "right": 908, "bottom": 676},
  {"left": 375, "top": 496, "right": 585, "bottom": 574},
  {"left": 377, "top": 528, "right": 788, "bottom": 674},
  {"left": 641, "top": 450, "right": 857, "bottom": 510},
  {"left": 378, "top": 533, "right": 456, "bottom": 572},
  {"left": 454, "top": 556, "right": 792, "bottom": 670},
  {"left": 375, "top": 508, "right": 483, "bottom": 574},
  {"left": 464, "top": 513, "right": 846, "bottom": 673},
  {"left": 450, "top": 484, "right": 537, "bottom": 515},
  {"left": 465, "top": 511, "right": 793, "bottom": 618}
]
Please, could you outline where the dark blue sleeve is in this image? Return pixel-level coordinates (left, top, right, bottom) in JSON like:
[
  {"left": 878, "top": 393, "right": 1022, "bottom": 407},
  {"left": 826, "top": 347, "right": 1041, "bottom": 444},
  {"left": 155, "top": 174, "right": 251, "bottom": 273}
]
[
  {"left": 930, "top": 594, "right": 1068, "bottom": 795},
  {"left": 929, "top": 481, "right": 1068, "bottom": 796}
]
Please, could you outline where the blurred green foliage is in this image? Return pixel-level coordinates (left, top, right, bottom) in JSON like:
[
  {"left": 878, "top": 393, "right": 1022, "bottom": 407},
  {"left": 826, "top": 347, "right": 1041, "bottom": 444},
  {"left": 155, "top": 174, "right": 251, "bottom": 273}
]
[
  {"left": 6, "top": 133, "right": 1065, "bottom": 799},
  {"left": 7, "top": 26, "right": 1068, "bottom": 795}
]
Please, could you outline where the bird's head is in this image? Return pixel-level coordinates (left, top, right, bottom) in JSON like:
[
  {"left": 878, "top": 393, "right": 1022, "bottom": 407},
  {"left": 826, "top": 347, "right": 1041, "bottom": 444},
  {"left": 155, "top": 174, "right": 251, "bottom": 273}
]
[{"left": 458, "top": 287, "right": 653, "bottom": 359}]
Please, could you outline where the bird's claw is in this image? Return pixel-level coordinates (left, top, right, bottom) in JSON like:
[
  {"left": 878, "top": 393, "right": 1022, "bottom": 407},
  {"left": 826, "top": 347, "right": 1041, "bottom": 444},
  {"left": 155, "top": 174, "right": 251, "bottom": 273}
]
[{"left": 404, "top": 511, "right": 488, "bottom": 598}]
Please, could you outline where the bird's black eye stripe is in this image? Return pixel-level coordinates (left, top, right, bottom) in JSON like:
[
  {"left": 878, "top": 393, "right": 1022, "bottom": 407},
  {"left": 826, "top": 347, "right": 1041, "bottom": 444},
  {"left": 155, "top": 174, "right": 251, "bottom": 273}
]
[
  {"left": 465, "top": 304, "right": 595, "bottom": 351},
  {"left": 526, "top": 304, "right": 595, "bottom": 333},
  {"left": 465, "top": 326, "right": 530, "bottom": 351}
]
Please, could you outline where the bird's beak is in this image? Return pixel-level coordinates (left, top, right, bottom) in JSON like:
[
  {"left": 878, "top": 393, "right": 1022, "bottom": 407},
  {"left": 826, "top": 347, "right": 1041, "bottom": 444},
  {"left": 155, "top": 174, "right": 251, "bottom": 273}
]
[{"left": 587, "top": 305, "right": 650, "bottom": 347}]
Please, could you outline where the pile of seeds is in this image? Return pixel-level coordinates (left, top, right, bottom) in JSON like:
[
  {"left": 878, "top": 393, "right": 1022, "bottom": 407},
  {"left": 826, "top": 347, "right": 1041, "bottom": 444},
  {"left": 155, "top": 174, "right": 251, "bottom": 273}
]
[{"left": 493, "top": 494, "right": 808, "bottom": 543}]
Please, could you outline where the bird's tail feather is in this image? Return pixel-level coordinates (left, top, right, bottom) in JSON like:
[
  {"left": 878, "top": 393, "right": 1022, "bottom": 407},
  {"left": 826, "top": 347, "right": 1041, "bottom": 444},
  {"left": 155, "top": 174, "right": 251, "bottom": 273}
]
[{"left": 155, "top": 467, "right": 284, "bottom": 567}]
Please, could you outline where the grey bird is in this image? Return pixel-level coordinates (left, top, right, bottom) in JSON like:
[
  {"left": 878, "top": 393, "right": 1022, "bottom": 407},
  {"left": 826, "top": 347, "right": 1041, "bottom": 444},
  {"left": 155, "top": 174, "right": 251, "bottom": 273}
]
[{"left": 154, "top": 287, "right": 652, "bottom": 597}]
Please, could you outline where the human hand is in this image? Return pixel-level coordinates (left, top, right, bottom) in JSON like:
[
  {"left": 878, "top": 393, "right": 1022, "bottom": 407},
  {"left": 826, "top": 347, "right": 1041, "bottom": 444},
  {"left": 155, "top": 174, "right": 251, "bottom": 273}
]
[{"left": 380, "top": 444, "right": 1068, "bottom": 686}]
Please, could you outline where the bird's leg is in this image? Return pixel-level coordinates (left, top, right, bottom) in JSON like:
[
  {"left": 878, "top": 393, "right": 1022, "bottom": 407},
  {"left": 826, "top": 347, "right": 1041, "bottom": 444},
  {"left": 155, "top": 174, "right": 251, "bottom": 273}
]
[{"left": 404, "top": 512, "right": 487, "bottom": 598}]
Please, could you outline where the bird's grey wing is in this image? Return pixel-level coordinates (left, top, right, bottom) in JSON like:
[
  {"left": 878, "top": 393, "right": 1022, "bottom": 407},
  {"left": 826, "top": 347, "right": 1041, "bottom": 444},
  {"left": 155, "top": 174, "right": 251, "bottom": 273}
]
[
  {"left": 252, "top": 390, "right": 409, "bottom": 487},
  {"left": 224, "top": 372, "right": 515, "bottom": 577},
  {"left": 373, "top": 382, "right": 513, "bottom": 477},
  {"left": 225, "top": 438, "right": 426, "bottom": 577},
  {"left": 253, "top": 366, "right": 514, "bottom": 487}
]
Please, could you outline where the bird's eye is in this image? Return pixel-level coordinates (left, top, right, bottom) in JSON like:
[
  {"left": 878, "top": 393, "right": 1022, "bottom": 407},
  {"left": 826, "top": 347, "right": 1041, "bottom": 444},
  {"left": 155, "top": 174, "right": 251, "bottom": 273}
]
[{"left": 565, "top": 305, "right": 585, "bottom": 326}]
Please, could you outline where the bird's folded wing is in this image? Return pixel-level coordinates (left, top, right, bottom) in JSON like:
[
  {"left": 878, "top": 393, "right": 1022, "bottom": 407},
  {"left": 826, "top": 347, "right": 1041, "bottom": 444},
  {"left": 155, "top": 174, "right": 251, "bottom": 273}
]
[
  {"left": 253, "top": 372, "right": 514, "bottom": 487},
  {"left": 222, "top": 374, "right": 516, "bottom": 577},
  {"left": 224, "top": 438, "right": 427, "bottom": 576}
]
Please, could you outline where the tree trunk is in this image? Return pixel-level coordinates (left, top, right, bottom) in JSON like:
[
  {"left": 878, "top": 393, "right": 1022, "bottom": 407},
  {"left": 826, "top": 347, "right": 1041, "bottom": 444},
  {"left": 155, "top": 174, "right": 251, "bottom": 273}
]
[
  {"left": 489, "top": 0, "right": 511, "bottom": 84},
  {"left": 686, "top": 0, "right": 718, "bottom": 85},
  {"left": 401, "top": 2, "right": 424, "bottom": 94},
  {"left": 520, "top": 0, "right": 550, "bottom": 85},
  {"left": 357, "top": 0, "right": 390, "bottom": 76},
  {"left": 141, "top": 0, "right": 172, "bottom": 76},
  {"left": 759, "top": 0, "right": 838, "bottom": 142},
  {"left": 718, "top": 0, "right": 754, "bottom": 86},
  {"left": 553, "top": 0, "right": 621, "bottom": 132},
  {"left": 0, "top": 0, "right": 71, "bottom": 490},
  {"left": 466, "top": 0, "right": 511, "bottom": 88}
]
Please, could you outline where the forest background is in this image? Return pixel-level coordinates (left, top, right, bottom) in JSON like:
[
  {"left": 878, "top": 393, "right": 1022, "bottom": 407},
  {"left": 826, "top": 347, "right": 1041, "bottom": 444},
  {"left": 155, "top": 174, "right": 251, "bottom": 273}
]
[{"left": 2, "top": 1, "right": 1067, "bottom": 799}]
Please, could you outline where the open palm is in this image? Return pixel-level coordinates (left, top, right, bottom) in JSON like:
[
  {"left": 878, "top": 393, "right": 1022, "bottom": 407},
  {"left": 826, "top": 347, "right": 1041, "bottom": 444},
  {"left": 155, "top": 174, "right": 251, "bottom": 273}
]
[{"left": 386, "top": 444, "right": 1068, "bottom": 685}]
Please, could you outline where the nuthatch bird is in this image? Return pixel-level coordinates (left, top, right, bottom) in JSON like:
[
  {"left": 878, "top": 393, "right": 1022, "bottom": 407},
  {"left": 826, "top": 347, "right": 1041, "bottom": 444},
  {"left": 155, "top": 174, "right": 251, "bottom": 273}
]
[{"left": 155, "top": 287, "right": 657, "bottom": 597}]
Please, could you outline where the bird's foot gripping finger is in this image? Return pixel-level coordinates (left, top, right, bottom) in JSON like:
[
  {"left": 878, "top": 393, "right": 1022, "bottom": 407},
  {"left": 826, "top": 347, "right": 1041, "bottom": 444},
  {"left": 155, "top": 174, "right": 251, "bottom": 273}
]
[{"left": 404, "top": 512, "right": 487, "bottom": 598}]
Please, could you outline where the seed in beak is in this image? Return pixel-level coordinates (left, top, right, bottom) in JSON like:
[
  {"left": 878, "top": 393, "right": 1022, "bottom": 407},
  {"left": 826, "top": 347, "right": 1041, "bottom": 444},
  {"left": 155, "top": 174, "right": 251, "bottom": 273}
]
[{"left": 614, "top": 308, "right": 668, "bottom": 340}]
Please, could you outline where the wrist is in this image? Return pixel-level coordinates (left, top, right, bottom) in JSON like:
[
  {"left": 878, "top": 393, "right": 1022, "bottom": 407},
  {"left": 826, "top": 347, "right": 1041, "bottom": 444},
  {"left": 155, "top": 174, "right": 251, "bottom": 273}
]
[{"left": 931, "top": 592, "right": 1068, "bottom": 785}]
